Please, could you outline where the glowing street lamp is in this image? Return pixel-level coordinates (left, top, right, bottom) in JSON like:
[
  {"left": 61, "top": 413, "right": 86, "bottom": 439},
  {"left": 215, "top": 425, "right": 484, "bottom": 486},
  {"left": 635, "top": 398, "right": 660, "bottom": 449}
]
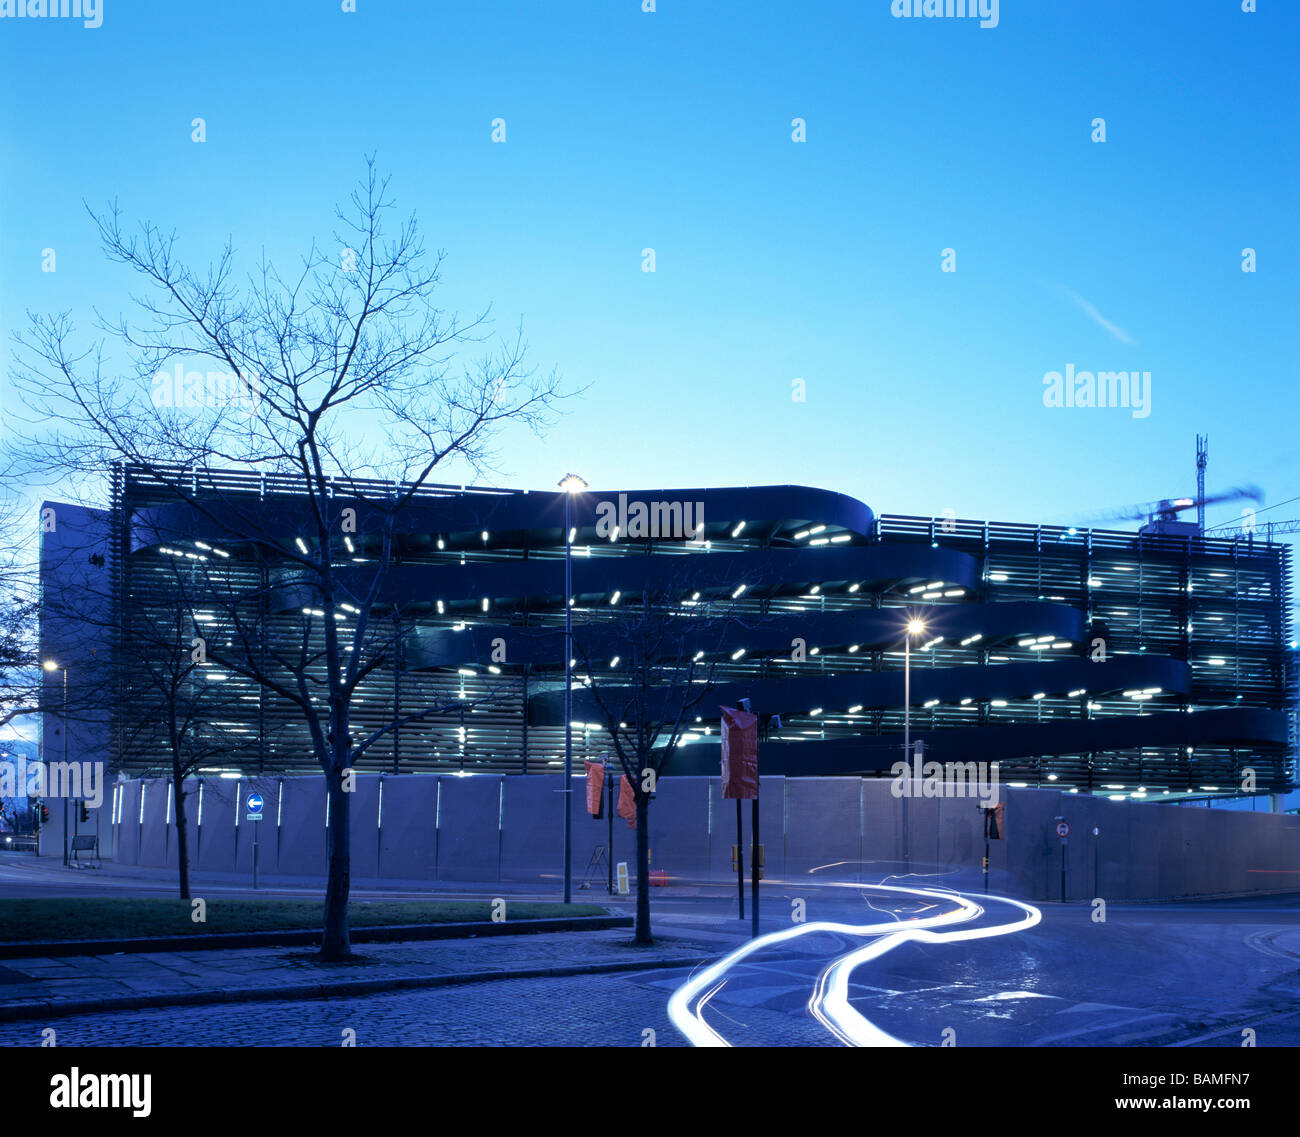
[
  {"left": 903, "top": 617, "right": 925, "bottom": 770},
  {"left": 558, "top": 473, "right": 588, "bottom": 905}
]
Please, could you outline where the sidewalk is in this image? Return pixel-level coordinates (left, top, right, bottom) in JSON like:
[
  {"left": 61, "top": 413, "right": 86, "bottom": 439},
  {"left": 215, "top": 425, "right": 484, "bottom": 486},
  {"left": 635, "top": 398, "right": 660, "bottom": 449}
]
[
  {"left": 0, "top": 926, "right": 723, "bottom": 1023},
  {"left": 0, "top": 851, "right": 771, "bottom": 1022},
  {"left": 0, "top": 851, "right": 612, "bottom": 901}
]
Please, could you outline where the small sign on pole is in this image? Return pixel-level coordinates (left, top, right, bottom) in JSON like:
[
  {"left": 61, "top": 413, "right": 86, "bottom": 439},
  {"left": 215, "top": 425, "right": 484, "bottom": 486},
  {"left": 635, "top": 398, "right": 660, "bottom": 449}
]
[
  {"left": 1054, "top": 816, "right": 1068, "bottom": 902},
  {"left": 615, "top": 862, "right": 630, "bottom": 895},
  {"left": 246, "top": 792, "right": 264, "bottom": 890},
  {"left": 720, "top": 705, "right": 760, "bottom": 931}
]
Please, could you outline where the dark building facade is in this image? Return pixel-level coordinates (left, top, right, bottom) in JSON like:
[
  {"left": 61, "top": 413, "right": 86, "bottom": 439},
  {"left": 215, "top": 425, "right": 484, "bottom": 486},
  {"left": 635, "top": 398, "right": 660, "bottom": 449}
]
[{"left": 43, "top": 464, "right": 1297, "bottom": 801}]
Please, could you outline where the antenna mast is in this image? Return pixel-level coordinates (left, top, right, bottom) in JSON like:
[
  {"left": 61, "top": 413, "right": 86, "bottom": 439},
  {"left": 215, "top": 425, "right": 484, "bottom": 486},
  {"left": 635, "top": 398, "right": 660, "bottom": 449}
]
[{"left": 1196, "top": 434, "right": 1208, "bottom": 534}]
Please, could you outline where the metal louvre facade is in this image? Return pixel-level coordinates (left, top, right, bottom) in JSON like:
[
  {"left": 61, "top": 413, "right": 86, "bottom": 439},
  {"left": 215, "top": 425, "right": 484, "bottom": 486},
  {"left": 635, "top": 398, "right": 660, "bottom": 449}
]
[{"left": 104, "top": 465, "right": 1296, "bottom": 798}]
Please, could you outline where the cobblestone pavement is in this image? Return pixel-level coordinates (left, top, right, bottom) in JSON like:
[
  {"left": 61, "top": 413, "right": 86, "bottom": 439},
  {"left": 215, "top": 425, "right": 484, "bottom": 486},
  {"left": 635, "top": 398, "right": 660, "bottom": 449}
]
[
  {"left": 0, "top": 965, "right": 831, "bottom": 1047},
  {"left": 0, "top": 929, "right": 721, "bottom": 1018}
]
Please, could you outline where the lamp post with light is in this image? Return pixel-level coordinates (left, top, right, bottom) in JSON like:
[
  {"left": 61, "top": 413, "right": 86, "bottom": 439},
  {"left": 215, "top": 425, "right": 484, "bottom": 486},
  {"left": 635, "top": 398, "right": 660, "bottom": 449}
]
[
  {"left": 558, "top": 473, "right": 587, "bottom": 905},
  {"left": 42, "top": 660, "right": 68, "bottom": 865},
  {"left": 903, "top": 617, "right": 925, "bottom": 762},
  {"left": 902, "top": 618, "right": 924, "bottom": 869}
]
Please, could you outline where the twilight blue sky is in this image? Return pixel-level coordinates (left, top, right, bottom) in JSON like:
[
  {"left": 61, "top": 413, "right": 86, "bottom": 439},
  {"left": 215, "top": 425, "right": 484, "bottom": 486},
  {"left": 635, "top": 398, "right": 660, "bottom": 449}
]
[{"left": 2, "top": 0, "right": 1297, "bottom": 561}]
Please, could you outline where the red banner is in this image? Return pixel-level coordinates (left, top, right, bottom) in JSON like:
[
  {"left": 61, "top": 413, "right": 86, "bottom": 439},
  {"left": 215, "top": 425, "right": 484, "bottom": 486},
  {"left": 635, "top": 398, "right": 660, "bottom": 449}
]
[
  {"left": 720, "top": 706, "right": 759, "bottom": 799},
  {"left": 584, "top": 760, "right": 605, "bottom": 817},
  {"left": 617, "top": 775, "right": 637, "bottom": 828}
]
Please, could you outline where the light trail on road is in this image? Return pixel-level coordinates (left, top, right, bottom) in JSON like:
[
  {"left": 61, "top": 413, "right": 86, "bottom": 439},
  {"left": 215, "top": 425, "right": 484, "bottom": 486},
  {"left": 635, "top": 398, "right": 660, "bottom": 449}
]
[{"left": 668, "top": 883, "right": 1041, "bottom": 1047}]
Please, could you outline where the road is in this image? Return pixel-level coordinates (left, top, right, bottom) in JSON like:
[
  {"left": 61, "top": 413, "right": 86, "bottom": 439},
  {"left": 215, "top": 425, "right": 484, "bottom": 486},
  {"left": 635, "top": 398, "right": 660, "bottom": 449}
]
[
  {"left": 0, "top": 855, "right": 1297, "bottom": 1046},
  {"left": 3, "top": 890, "right": 1297, "bottom": 1046}
]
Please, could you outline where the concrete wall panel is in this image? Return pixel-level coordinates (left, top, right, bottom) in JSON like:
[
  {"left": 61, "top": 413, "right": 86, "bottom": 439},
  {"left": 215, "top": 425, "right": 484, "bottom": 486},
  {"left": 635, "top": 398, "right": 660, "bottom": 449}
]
[
  {"left": 378, "top": 775, "right": 440, "bottom": 880},
  {"left": 435, "top": 775, "right": 503, "bottom": 882},
  {"left": 646, "top": 775, "right": 711, "bottom": 883},
  {"left": 861, "top": 779, "right": 902, "bottom": 875},
  {"left": 783, "top": 777, "right": 860, "bottom": 882},
  {"left": 193, "top": 779, "right": 238, "bottom": 873},
  {"left": 114, "top": 780, "right": 142, "bottom": 865},
  {"left": 274, "top": 777, "right": 327, "bottom": 877},
  {"left": 137, "top": 778, "right": 168, "bottom": 868},
  {"left": 500, "top": 775, "right": 565, "bottom": 884}
]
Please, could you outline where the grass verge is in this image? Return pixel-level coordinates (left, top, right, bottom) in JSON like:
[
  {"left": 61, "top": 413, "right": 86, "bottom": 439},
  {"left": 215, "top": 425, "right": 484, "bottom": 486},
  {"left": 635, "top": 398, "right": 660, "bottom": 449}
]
[{"left": 0, "top": 898, "right": 609, "bottom": 943}]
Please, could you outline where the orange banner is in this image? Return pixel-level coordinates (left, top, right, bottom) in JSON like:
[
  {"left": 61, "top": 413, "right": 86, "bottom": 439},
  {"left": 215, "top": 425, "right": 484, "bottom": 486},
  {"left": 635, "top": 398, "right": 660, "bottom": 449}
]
[
  {"left": 617, "top": 774, "right": 637, "bottom": 828},
  {"left": 584, "top": 760, "right": 605, "bottom": 817}
]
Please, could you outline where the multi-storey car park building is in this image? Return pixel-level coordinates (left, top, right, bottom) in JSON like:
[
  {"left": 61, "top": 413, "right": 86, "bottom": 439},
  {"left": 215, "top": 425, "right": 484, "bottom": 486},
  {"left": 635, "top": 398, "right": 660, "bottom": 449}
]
[{"left": 42, "top": 464, "right": 1296, "bottom": 803}]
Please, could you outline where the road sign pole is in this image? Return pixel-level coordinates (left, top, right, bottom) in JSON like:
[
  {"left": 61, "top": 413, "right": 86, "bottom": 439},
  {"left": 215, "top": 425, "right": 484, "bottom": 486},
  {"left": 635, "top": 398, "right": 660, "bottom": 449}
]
[
  {"left": 1093, "top": 826, "right": 1100, "bottom": 898},
  {"left": 245, "top": 791, "right": 265, "bottom": 889},
  {"left": 1054, "top": 816, "right": 1069, "bottom": 902},
  {"left": 982, "top": 809, "right": 990, "bottom": 894},
  {"left": 750, "top": 790, "right": 760, "bottom": 940},
  {"left": 736, "top": 798, "right": 744, "bottom": 920}
]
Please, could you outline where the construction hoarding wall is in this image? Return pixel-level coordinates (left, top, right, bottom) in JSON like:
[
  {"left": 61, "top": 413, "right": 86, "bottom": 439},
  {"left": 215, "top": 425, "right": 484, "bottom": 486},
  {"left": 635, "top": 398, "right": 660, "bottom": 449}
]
[{"left": 103, "top": 774, "right": 1300, "bottom": 902}]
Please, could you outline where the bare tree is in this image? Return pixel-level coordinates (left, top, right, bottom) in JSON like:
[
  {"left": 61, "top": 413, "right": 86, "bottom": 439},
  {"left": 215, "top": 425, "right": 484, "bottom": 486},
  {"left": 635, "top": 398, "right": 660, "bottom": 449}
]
[
  {"left": 114, "top": 574, "right": 261, "bottom": 900},
  {"left": 574, "top": 583, "right": 758, "bottom": 944},
  {"left": 0, "top": 467, "right": 43, "bottom": 732},
  {"left": 13, "top": 160, "right": 564, "bottom": 957}
]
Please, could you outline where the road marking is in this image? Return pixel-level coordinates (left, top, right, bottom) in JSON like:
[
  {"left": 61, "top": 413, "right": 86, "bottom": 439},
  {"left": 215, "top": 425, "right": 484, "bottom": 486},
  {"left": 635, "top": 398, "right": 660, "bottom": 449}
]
[
  {"left": 668, "top": 883, "right": 1030, "bottom": 1047},
  {"left": 1243, "top": 928, "right": 1300, "bottom": 961}
]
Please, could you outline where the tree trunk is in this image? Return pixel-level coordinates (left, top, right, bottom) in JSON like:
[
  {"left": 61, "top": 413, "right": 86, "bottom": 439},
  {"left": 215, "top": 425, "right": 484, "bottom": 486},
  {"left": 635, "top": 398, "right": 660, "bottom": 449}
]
[
  {"left": 173, "top": 777, "right": 190, "bottom": 901},
  {"left": 321, "top": 763, "right": 352, "bottom": 959},
  {"left": 167, "top": 716, "right": 189, "bottom": 900},
  {"left": 634, "top": 792, "right": 652, "bottom": 945}
]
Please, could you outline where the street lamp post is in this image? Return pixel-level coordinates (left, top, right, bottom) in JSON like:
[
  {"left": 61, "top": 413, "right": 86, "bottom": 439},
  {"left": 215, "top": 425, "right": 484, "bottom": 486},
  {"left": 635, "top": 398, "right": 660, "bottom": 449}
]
[
  {"left": 43, "top": 660, "right": 68, "bottom": 865},
  {"left": 558, "top": 474, "right": 588, "bottom": 905},
  {"left": 903, "top": 631, "right": 910, "bottom": 764},
  {"left": 902, "top": 618, "right": 924, "bottom": 869},
  {"left": 903, "top": 618, "right": 924, "bottom": 761}
]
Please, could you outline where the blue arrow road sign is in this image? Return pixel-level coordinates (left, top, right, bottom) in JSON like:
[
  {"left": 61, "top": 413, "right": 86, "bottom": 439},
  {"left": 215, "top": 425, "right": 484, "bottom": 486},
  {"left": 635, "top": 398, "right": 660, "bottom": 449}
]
[{"left": 246, "top": 792, "right": 264, "bottom": 814}]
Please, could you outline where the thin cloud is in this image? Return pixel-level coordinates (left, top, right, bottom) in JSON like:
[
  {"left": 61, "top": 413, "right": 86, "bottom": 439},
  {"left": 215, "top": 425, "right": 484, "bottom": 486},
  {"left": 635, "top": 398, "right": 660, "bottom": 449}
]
[{"left": 1063, "top": 287, "right": 1134, "bottom": 345}]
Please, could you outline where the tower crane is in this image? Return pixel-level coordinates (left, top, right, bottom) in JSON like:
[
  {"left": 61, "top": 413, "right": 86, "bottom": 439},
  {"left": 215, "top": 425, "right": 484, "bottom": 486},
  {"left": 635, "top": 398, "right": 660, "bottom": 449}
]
[
  {"left": 1204, "top": 515, "right": 1300, "bottom": 541},
  {"left": 1078, "top": 485, "right": 1264, "bottom": 536}
]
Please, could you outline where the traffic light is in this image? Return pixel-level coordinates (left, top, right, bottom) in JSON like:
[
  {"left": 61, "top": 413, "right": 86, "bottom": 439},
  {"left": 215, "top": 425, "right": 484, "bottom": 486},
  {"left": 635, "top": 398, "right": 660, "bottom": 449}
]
[
  {"left": 79, "top": 802, "right": 91, "bottom": 824},
  {"left": 38, "top": 803, "right": 50, "bottom": 825}
]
